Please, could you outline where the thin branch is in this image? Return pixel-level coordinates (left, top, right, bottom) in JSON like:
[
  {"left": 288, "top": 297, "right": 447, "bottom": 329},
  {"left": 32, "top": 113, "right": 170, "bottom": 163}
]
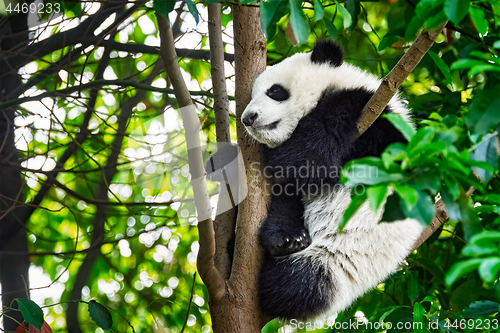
[
  {"left": 357, "top": 21, "right": 448, "bottom": 137},
  {"left": 208, "top": 2, "right": 236, "bottom": 280},
  {"left": 208, "top": 6, "right": 231, "bottom": 145},
  {"left": 0, "top": 2, "right": 134, "bottom": 77},
  {"left": 83, "top": 37, "right": 235, "bottom": 62},
  {"left": 156, "top": 13, "right": 226, "bottom": 300},
  {"left": 0, "top": 79, "right": 235, "bottom": 109},
  {"left": 180, "top": 273, "right": 197, "bottom": 333},
  {"left": 53, "top": 180, "right": 174, "bottom": 207},
  {"left": 12, "top": 43, "right": 114, "bottom": 239},
  {"left": 66, "top": 85, "right": 150, "bottom": 333}
]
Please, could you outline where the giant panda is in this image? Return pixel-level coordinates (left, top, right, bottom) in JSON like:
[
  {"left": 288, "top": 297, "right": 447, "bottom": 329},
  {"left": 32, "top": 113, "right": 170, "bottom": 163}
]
[{"left": 240, "top": 40, "right": 425, "bottom": 320}]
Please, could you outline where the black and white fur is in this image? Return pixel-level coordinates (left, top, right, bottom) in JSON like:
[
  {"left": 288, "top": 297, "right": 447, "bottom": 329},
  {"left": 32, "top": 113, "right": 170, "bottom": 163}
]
[{"left": 241, "top": 40, "right": 424, "bottom": 320}]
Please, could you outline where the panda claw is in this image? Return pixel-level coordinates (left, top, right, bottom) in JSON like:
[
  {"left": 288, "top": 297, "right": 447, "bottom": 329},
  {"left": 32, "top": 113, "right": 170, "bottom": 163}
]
[{"left": 266, "top": 229, "right": 312, "bottom": 257}]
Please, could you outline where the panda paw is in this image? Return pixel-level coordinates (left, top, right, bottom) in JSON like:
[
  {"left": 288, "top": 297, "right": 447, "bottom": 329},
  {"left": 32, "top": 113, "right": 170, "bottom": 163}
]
[{"left": 263, "top": 229, "right": 311, "bottom": 257}]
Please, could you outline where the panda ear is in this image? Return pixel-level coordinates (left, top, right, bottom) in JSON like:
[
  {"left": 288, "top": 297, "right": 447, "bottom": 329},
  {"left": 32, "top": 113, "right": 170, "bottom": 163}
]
[{"left": 310, "top": 39, "right": 344, "bottom": 67}]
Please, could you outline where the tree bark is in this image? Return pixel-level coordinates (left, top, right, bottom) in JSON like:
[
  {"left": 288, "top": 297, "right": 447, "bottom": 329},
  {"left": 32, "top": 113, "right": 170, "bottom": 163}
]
[
  {"left": 156, "top": 5, "right": 226, "bottom": 305},
  {"left": 213, "top": 5, "right": 269, "bottom": 332}
]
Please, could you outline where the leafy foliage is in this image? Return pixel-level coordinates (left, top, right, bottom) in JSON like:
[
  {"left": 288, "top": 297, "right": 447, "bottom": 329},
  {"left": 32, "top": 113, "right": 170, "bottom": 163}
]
[{"left": 1, "top": 0, "right": 500, "bottom": 332}]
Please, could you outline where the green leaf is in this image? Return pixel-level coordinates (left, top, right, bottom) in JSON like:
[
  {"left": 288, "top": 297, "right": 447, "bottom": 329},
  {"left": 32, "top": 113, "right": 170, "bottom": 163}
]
[
  {"left": 470, "top": 231, "right": 500, "bottom": 246},
  {"left": 466, "top": 87, "right": 500, "bottom": 135},
  {"left": 443, "top": 173, "right": 460, "bottom": 200},
  {"left": 384, "top": 113, "right": 416, "bottom": 141},
  {"left": 441, "top": 187, "right": 462, "bottom": 221},
  {"left": 444, "top": 0, "right": 470, "bottom": 24},
  {"left": 323, "top": 18, "right": 338, "bottom": 39},
  {"left": 378, "top": 35, "right": 401, "bottom": 51},
  {"left": 413, "top": 303, "right": 426, "bottom": 333},
  {"left": 335, "top": 1, "right": 352, "bottom": 30},
  {"left": 428, "top": 50, "right": 453, "bottom": 84},
  {"left": 478, "top": 257, "right": 500, "bottom": 282},
  {"left": 463, "top": 301, "right": 500, "bottom": 318},
  {"left": 470, "top": 6, "right": 488, "bottom": 35},
  {"left": 407, "top": 127, "right": 437, "bottom": 156},
  {"left": 367, "top": 185, "right": 388, "bottom": 213},
  {"left": 416, "top": 0, "right": 445, "bottom": 17},
  {"left": 470, "top": 134, "right": 498, "bottom": 183},
  {"left": 425, "top": 10, "right": 448, "bottom": 29},
  {"left": 367, "top": 305, "right": 405, "bottom": 331},
  {"left": 469, "top": 64, "right": 500, "bottom": 76},
  {"left": 343, "top": 165, "right": 403, "bottom": 187},
  {"left": 394, "top": 184, "right": 419, "bottom": 211},
  {"left": 88, "top": 300, "right": 113, "bottom": 331},
  {"left": 260, "top": 0, "right": 289, "bottom": 40},
  {"left": 445, "top": 258, "right": 483, "bottom": 287},
  {"left": 345, "top": 0, "right": 360, "bottom": 31},
  {"left": 401, "top": 190, "right": 436, "bottom": 226},
  {"left": 379, "top": 306, "right": 403, "bottom": 323},
  {"left": 407, "top": 275, "right": 420, "bottom": 303},
  {"left": 436, "top": 126, "right": 462, "bottom": 144},
  {"left": 451, "top": 58, "right": 488, "bottom": 70},
  {"left": 339, "top": 192, "right": 367, "bottom": 232},
  {"left": 416, "top": 258, "right": 445, "bottom": 282},
  {"left": 289, "top": 0, "right": 310, "bottom": 45},
  {"left": 405, "top": 14, "right": 425, "bottom": 41},
  {"left": 411, "top": 173, "right": 441, "bottom": 195},
  {"left": 381, "top": 143, "right": 407, "bottom": 170},
  {"left": 381, "top": 193, "right": 406, "bottom": 222},
  {"left": 185, "top": 0, "right": 199, "bottom": 25},
  {"left": 476, "top": 193, "right": 500, "bottom": 204},
  {"left": 462, "top": 245, "right": 498, "bottom": 256},
  {"left": 314, "top": 0, "right": 324, "bottom": 21},
  {"left": 152, "top": 0, "right": 176, "bottom": 18},
  {"left": 15, "top": 298, "right": 44, "bottom": 331}
]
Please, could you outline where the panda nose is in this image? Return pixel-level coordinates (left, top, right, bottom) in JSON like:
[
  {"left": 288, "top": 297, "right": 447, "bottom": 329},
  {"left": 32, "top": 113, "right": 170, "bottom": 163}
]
[{"left": 242, "top": 112, "right": 258, "bottom": 127}]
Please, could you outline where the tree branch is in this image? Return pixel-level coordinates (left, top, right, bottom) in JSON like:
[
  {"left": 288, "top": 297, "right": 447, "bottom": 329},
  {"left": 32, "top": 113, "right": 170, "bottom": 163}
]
[
  {"left": 0, "top": 79, "right": 234, "bottom": 109},
  {"left": 53, "top": 179, "right": 174, "bottom": 207},
  {"left": 357, "top": 21, "right": 448, "bottom": 137},
  {"left": 65, "top": 61, "right": 158, "bottom": 331},
  {"left": 84, "top": 37, "right": 235, "bottom": 62},
  {"left": 226, "top": 4, "right": 270, "bottom": 331},
  {"left": 0, "top": 1, "right": 135, "bottom": 77},
  {"left": 355, "top": 22, "right": 448, "bottom": 250},
  {"left": 208, "top": 2, "right": 236, "bottom": 280},
  {"left": 156, "top": 13, "right": 226, "bottom": 300}
]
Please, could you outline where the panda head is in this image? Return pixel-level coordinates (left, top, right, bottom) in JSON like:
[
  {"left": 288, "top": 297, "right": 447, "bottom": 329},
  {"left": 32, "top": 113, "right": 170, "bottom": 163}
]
[{"left": 241, "top": 40, "right": 346, "bottom": 148}]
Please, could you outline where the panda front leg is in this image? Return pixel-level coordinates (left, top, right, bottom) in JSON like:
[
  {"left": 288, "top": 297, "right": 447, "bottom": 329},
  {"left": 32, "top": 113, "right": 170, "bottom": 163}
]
[{"left": 259, "top": 181, "right": 311, "bottom": 257}]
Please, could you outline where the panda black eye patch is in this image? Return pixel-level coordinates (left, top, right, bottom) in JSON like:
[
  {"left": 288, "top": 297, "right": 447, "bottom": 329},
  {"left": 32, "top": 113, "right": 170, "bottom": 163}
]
[{"left": 265, "top": 84, "right": 290, "bottom": 102}]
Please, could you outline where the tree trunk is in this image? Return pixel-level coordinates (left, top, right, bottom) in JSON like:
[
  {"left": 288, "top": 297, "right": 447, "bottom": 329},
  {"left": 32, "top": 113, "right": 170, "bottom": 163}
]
[
  {"left": 0, "top": 8, "right": 32, "bottom": 331},
  {"left": 208, "top": 5, "right": 269, "bottom": 332},
  {"left": 157, "top": 3, "right": 269, "bottom": 331}
]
